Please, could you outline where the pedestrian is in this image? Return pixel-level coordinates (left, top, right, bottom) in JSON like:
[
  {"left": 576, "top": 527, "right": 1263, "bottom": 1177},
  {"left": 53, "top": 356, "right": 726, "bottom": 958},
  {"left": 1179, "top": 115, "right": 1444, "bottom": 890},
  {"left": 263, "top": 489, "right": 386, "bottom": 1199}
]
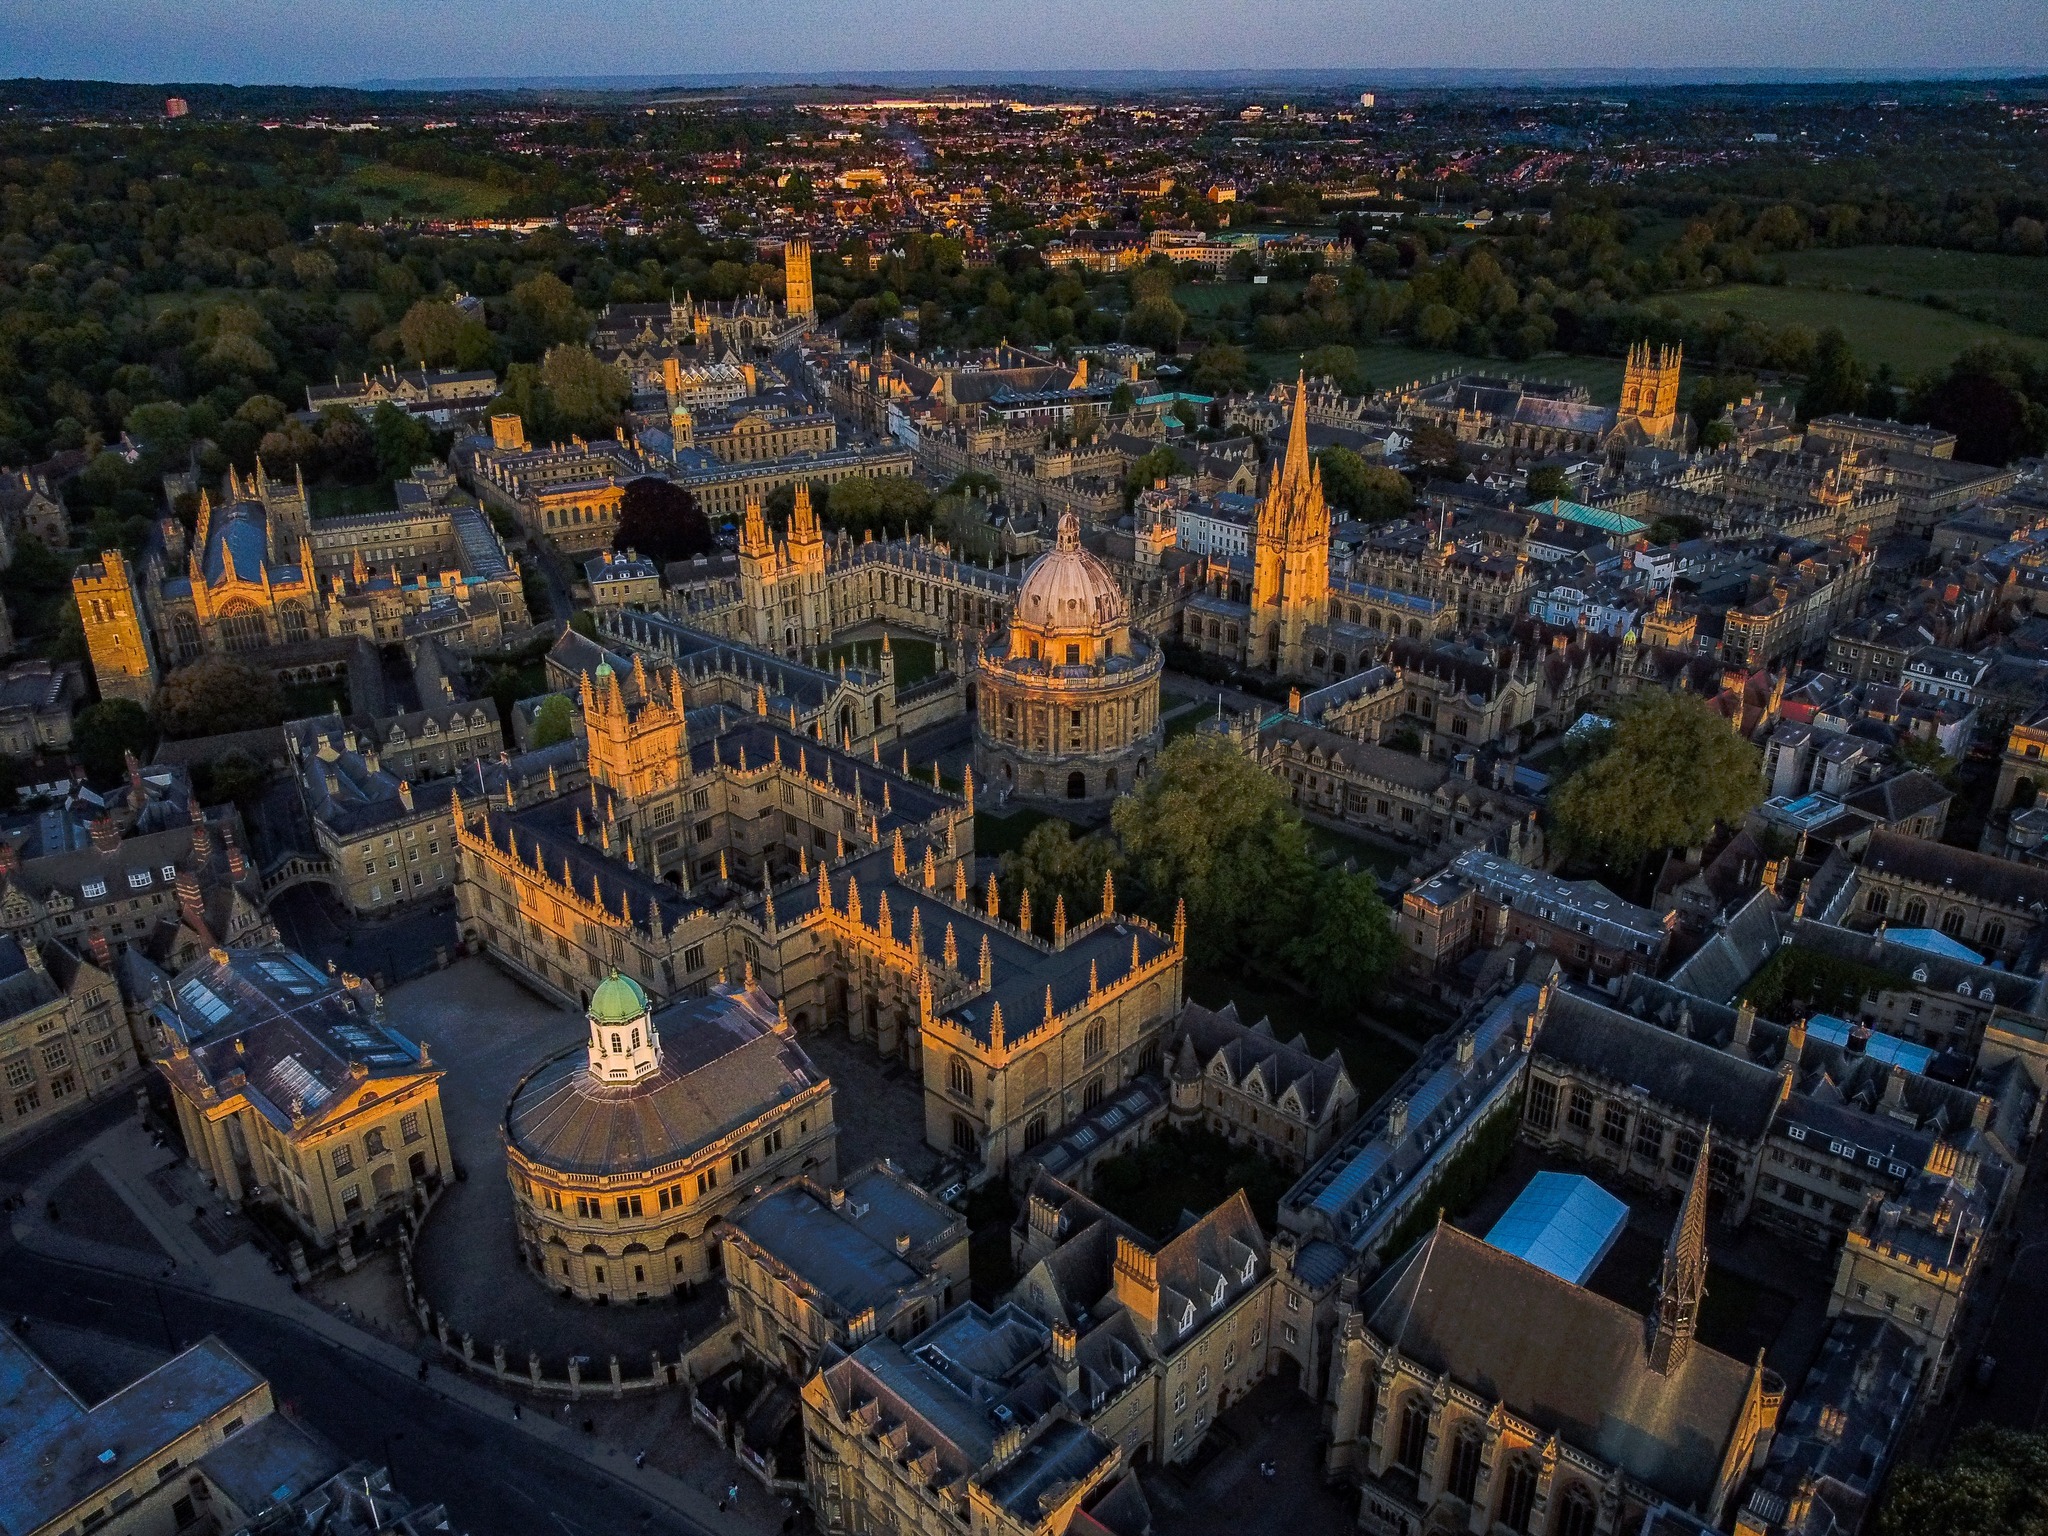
[
  {"left": 583, "top": 1418, "right": 595, "bottom": 1435},
  {"left": 717, "top": 1502, "right": 726, "bottom": 1514},
  {"left": 512, "top": 1402, "right": 521, "bottom": 1421},
  {"left": 727, "top": 1483, "right": 739, "bottom": 1506},
  {"left": 634, "top": 1450, "right": 646, "bottom": 1468}
]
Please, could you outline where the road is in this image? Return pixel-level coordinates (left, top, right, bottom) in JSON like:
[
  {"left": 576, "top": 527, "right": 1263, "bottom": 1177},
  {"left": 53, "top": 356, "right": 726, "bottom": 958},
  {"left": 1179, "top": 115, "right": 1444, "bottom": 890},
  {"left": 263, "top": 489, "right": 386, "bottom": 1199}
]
[{"left": 0, "top": 1238, "right": 713, "bottom": 1536}]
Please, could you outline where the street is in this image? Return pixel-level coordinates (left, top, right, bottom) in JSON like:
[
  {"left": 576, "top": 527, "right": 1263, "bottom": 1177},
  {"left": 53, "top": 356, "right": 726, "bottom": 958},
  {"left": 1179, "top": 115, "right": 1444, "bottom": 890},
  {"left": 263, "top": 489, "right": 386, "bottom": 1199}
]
[{"left": 0, "top": 1237, "right": 719, "bottom": 1536}]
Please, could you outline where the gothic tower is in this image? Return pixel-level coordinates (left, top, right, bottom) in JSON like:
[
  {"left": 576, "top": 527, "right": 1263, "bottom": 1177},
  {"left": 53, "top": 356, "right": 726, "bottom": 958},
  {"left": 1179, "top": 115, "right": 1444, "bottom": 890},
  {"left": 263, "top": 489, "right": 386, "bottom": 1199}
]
[
  {"left": 1619, "top": 341, "right": 1684, "bottom": 444},
  {"left": 1648, "top": 1129, "right": 1711, "bottom": 1375},
  {"left": 1248, "top": 375, "right": 1332, "bottom": 677},
  {"left": 74, "top": 549, "right": 160, "bottom": 706},
  {"left": 736, "top": 497, "right": 780, "bottom": 652},
  {"left": 783, "top": 483, "right": 829, "bottom": 653},
  {"left": 784, "top": 239, "right": 815, "bottom": 323}
]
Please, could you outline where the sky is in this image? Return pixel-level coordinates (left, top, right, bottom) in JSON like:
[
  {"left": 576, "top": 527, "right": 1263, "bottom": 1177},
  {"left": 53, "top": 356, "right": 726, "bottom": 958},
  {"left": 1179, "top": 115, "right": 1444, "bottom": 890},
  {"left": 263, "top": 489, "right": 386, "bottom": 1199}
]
[{"left": 6, "top": 0, "right": 2046, "bottom": 87}]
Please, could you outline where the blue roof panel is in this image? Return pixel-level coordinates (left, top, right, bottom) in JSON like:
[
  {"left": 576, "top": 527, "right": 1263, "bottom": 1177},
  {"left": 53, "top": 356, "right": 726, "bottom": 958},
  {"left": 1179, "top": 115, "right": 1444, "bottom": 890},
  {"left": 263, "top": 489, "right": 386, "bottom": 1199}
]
[{"left": 1484, "top": 1171, "right": 1627, "bottom": 1286}]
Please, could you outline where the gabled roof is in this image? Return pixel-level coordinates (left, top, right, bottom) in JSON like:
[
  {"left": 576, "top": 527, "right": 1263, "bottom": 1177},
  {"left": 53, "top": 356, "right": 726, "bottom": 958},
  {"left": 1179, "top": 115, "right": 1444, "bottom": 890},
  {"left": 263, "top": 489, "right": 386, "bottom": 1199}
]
[{"left": 1362, "top": 1222, "right": 1758, "bottom": 1510}]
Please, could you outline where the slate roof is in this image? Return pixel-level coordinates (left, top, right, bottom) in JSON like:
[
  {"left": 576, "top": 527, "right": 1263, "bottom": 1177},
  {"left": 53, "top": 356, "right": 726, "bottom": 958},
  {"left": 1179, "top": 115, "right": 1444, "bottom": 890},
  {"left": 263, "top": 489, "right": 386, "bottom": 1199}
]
[
  {"left": 1361, "top": 1223, "right": 1759, "bottom": 1510},
  {"left": 505, "top": 983, "right": 825, "bottom": 1176},
  {"left": 1536, "top": 989, "right": 1785, "bottom": 1142},
  {"left": 1169, "top": 1000, "right": 1353, "bottom": 1125},
  {"left": 727, "top": 1162, "right": 958, "bottom": 1321},
  {"left": 1862, "top": 828, "right": 2048, "bottom": 911}
]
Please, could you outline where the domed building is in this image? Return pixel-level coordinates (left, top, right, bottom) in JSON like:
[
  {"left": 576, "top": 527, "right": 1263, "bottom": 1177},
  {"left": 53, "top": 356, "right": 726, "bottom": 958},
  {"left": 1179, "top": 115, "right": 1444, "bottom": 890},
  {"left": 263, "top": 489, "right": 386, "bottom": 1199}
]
[
  {"left": 504, "top": 970, "right": 837, "bottom": 1302},
  {"left": 973, "top": 511, "right": 1163, "bottom": 803}
]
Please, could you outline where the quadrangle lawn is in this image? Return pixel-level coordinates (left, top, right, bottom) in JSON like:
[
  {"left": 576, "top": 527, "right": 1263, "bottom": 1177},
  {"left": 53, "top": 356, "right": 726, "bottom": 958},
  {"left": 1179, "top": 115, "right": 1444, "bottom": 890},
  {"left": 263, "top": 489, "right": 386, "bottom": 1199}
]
[{"left": 1652, "top": 282, "right": 2046, "bottom": 377}]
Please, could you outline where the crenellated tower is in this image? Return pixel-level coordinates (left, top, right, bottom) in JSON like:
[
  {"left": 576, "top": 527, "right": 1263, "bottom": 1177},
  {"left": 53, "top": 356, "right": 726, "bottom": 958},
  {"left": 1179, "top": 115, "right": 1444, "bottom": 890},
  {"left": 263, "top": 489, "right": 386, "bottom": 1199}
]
[
  {"left": 783, "top": 239, "right": 815, "bottom": 323},
  {"left": 1618, "top": 341, "right": 1684, "bottom": 444},
  {"left": 73, "top": 549, "right": 160, "bottom": 705}
]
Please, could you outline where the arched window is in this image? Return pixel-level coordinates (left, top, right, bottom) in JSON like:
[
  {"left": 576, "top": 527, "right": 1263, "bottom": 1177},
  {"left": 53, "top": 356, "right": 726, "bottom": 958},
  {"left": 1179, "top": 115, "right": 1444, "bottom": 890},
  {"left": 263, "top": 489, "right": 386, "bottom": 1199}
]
[
  {"left": 1864, "top": 889, "right": 1888, "bottom": 915},
  {"left": 1023, "top": 1114, "right": 1047, "bottom": 1150},
  {"left": 1940, "top": 908, "right": 1966, "bottom": 938},
  {"left": 949, "top": 1056, "right": 973, "bottom": 1096},
  {"left": 610, "top": 1032, "right": 622, "bottom": 1054},
  {"left": 951, "top": 1115, "right": 977, "bottom": 1154},
  {"left": 1084, "top": 1021, "right": 1105, "bottom": 1062},
  {"left": 1982, "top": 920, "right": 2007, "bottom": 951},
  {"left": 1083, "top": 1075, "right": 1106, "bottom": 1111},
  {"left": 1396, "top": 1396, "right": 1431, "bottom": 1471},
  {"left": 1446, "top": 1425, "right": 1483, "bottom": 1503},
  {"left": 1498, "top": 1456, "right": 1538, "bottom": 1533},
  {"left": 1902, "top": 898, "right": 1927, "bottom": 925},
  {"left": 1555, "top": 1485, "right": 1597, "bottom": 1536}
]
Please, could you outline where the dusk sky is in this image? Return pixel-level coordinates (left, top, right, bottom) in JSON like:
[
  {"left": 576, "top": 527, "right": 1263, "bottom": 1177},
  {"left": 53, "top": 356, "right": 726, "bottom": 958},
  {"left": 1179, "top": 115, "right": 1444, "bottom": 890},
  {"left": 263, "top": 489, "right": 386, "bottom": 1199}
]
[{"left": 8, "top": 0, "right": 2047, "bottom": 87}]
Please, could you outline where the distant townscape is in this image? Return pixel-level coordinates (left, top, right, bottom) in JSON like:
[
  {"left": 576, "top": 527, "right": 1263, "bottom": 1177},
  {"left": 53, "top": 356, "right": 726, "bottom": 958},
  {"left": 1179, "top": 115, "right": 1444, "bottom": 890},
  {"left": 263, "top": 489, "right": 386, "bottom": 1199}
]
[{"left": 0, "top": 67, "right": 2045, "bottom": 1536}]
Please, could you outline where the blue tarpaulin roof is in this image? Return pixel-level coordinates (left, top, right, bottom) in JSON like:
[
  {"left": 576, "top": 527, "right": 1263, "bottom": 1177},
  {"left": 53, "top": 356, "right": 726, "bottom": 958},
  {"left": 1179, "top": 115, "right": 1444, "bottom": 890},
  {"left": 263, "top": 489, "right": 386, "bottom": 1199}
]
[{"left": 1484, "top": 1171, "right": 1628, "bottom": 1286}]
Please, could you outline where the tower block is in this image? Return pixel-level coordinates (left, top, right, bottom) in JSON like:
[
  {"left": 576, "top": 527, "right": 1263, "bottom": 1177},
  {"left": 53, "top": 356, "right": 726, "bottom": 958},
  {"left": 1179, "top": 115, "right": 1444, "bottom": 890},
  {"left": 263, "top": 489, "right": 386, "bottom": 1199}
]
[{"left": 784, "top": 239, "right": 816, "bottom": 322}]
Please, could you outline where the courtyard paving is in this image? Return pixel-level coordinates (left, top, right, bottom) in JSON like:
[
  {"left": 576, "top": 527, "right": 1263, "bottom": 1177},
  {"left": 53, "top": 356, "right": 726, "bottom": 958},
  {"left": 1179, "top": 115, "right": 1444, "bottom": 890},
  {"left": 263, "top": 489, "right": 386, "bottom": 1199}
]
[
  {"left": 1144, "top": 1377, "right": 1356, "bottom": 1536},
  {"left": 795, "top": 1023, "right": 952, "bottom": 1187},
  {"left": 384, "top": 959, "right": 717, "bottom": 1371}
]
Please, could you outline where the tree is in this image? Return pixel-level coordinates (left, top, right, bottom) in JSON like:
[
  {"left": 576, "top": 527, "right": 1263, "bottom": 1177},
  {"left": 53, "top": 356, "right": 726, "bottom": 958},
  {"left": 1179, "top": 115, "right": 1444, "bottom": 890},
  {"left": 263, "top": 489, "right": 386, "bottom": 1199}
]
[
  {"left": 1300, "top": 344, "right": 1365, "bottom": 395},
  {"left": 540, "top": 345, "right": 628, "bottom": 437},
  {"left": 1549, "top": 690, "right": 1763, "bottom": 869},
  {"left": 73, "top": 699, "right": 157, "bottom": 784},
  {"left": 1797, "top": 327, "right": 1868, "bottom": 422},
  {"left": 1187, "top": 342, "right": 1251, "bottom": 396},
  {"left": 1405, "top": 423, "right": 1469, "bottom": 481},
  {"left": 826, "top": 476, "right": 937, "bottom": 537},
  {"left": 1316, "top": 447, "right": 1413, "bottom": 522},
  {"left": 156, "top": 658, "right": 287, "bottom": 739},
  {"left": 531, "top": 694, "right": 575, "bottom": 748},
  {"left": 1282, "top": 867, "right": 1398, "bottom": 1014},
  {"left": 999, "top": 821, "right": 1125, "bottom": 938},
  {"left": 1110, "top": 382, "right": 1137, "bottom": 414},
  {"left": 397, "top": 300, "right": 466, "bottom": 368},
  {"left": 1124, "top": 297, "right": 1187, "bottom": 354},
  {"left": 1111, "top": 734, "right": 1316, "bottom": 966},
  {"left": 1124, "top": 446, "right": 1185, "bottom": 505},
  {"left": 1524, "top": 465, "right": 1571, "bottom": 504},
  {"left": 369, "top": 402, "right": 433, "bottom": 481},
  {"left": 1909, "top": 344, "right": 2048, "bottom": 465},
  {"left": 506, "top": 272, "right": 587, "bottom": 354},
  {"left": 613, "top": 477, "right": 714, "bottom": 565},
  {"left": 1878, "top": 1425, "right": 2048, "bottom": 1536}
]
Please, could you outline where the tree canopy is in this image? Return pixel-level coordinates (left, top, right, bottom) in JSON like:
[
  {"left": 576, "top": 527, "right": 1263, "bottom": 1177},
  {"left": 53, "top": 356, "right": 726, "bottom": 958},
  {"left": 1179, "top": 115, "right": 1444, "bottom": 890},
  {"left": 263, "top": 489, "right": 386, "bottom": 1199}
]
[
  {"left": 156, "top": 658, "right": 287, "bottom": 740},
  {"left": 73, "top": 699, "right": 157, "bottom": 785},
  {"left": 1317, "top": 447, "right": 1415, "bottom": 522},
  {"left": 530, "top": 694, "right": 575, "bottom": 748},
  {"left": 613, "top": 477, "right": 714, "bottom": 565},
  {"left": 1549, "top": 690, "right": 1763, "bottom": 868},
  {"left": 1878, "top": 1426, "right": 2048, "bottom": 1536}
]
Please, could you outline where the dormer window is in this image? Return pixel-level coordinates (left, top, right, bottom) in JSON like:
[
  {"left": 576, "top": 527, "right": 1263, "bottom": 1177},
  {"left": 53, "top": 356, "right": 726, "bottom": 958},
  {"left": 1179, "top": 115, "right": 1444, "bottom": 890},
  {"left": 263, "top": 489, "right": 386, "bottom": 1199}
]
[
  {"left": 82, "top": 880, "right": 106, "bottom": 899},
  {"left": 1211, "top": 1278, "right": 1225, "bottom": 1306},
  {"left": 1242, "top": 1254, "right": 1256, "bottom": 1281},
  {"left": 1179, "top": 1302, "right": 1195, "bottom": 1334},
  {"left": 128, "top": 871, "right": 152, "bottom": 889},
  {"left": 161, "top": 865, "right": 176, "bottom": 881}
]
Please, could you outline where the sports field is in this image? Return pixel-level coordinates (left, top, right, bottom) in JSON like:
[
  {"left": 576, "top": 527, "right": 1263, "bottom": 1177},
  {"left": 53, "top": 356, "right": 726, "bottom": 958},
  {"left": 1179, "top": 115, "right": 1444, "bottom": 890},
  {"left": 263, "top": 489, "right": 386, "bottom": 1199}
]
[{"left": 1656, "top": 279, "right": 2046, "bottom": 376}]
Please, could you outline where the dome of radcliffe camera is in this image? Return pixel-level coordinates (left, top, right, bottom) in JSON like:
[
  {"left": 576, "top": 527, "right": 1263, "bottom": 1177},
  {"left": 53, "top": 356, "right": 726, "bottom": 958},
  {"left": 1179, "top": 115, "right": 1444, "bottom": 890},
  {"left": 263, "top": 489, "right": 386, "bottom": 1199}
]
[
  {"left": 588, "top": 968, "right": 649, "bottom": 1025},
  {"left": 1014, "top": 514, "right": 1126, "bottom": 634}
]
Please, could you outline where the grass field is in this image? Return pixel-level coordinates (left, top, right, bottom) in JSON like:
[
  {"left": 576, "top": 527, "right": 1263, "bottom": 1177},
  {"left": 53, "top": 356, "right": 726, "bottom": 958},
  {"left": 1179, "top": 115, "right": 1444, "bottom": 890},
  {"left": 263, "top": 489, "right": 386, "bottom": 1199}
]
[
  {"left": 1774, "top": 245, "right": 2048, "bottom": 340},
  {"left": 1654, "top": 282, "right": 2047, "bottom": 376},
  {"left": 823, "top": 633, "right": 937, "bottom": 687},
  {"left": 1249, "top": 343, "right": 1628, "bottom": 403},
  {"left": 1173, "top": 279, "right": 1305, "bottom": 315},
  {"left": 309, "top": 481, "right": 393, "bottom": 519},
  {"left": 344, "top": 164, "right": 514, "bottom": 222}
]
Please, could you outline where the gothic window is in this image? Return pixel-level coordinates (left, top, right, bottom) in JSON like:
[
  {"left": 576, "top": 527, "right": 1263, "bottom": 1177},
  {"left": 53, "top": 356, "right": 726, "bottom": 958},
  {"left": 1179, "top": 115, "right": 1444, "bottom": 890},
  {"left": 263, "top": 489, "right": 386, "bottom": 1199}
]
[
  {"left": 1498, "top": 1457, "right": 1539, "bottom": 1533},
  {"left": 1600, "top": 1102, "right": 1630, "bottom": 1149},
  {"left": 1446, "top": 1425, "right": 1483, "bottom": 1503},
  {"left": 1084, "top": 1021, "right": 1105, "bottom": 1062},
  {"left": 1527, "top": 1078, "right": 1558, "bottom": 1133},
  {"left": 1983, "top": 921, "right": 2007, "bottom": 951},
  {"left": 1864, "top": 889, "right": 1888, "bottom": 916},
  {"left": 1555, "top": 1485, "right": 1597, "bottom": 1536},
  {"left": 1083, "top": 1076, "right": 1106, "bottom": 1111},
  {"left": 1901, "top": 897, "right": 1927, "bottom": 926},
  {"left": 1566, "top": 1089, "right": 1593, "bottom": 1133},
  {"left": 1396, "top": 1397, "right": 1431, "bottom": 1471},
  {"left": 1023, "top": 1114, "right": 1047, "bottom": 1150},
  {"left": 951, "top": 1115, "right": 977, "bottom": 1155},
  {"left": 1671, "top": 1128, "right": 1701, "bottom": 1177},
  {"left": 948, "top": 1056, "right": 973, "bottom": 1096},
  {"left": 1940, "top": 908, "right": 1966, "bottom": 939},
  {"left": 1633, "top": 1119, "right": 1665, "bottom": 1163}
]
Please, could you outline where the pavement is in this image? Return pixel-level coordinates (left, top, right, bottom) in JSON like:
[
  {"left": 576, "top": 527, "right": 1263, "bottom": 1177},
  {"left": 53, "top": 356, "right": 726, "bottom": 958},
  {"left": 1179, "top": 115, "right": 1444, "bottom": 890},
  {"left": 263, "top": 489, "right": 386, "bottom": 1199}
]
[
  {"left": 0, "top": 1057, "right": 792, "bottom": 1536},
  {"left": 268, "top": 885, "right": 460, "bottom": 992},
  {"left": 1142, "top": 1377, "right": 1353, "bottom": 1536},
  {"left": 382, "top": 960, "right": 719, "bottom": 1367}
]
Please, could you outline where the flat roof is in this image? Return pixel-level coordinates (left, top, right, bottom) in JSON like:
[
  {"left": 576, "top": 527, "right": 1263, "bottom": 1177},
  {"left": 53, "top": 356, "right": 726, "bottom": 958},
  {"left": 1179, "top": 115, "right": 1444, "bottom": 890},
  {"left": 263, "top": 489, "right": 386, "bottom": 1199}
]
[{"left": 1484, "top": 1171, "right": 1628, "bottom": 1286}]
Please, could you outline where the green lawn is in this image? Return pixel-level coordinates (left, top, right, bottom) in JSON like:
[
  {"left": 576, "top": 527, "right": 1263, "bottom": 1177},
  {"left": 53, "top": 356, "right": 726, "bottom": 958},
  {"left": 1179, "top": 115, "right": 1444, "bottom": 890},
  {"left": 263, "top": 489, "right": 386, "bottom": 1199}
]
[
  {"left": 974, "top": 806, "right": 1054, "bottom": 858},
  {"left": 825, "top": 633, "right": 937, "bottom": 687},
  {"left": 1653, "top": 282, "right": 2048, "bottom": 376},
  {"left": 1249, "top": 344, "right": 1627, "bottom": 403},
  {"left": 1174, "top": 279, "right": 1305, "bottom": 316},
  {"left": 344, "top": 164, "right": 515, "bottom": 222},
  {"left": 281, "top": 672, "right": 346, "bottom": 720},
  {"left": 1090, "top": 1126, "right": 1296, "bottom": 1238},
  {"left": 309, "top": 481, "right": 393, "bottom": 519},
  {"left": 1774, "top": 245, "right": 2048, "bottom": 340},
  {"left": 1306, "top": 822, "right": 1409, "bottom": 879},
  {"left": 1163, "top": 701, "right": 1221, "bottom": 742}
]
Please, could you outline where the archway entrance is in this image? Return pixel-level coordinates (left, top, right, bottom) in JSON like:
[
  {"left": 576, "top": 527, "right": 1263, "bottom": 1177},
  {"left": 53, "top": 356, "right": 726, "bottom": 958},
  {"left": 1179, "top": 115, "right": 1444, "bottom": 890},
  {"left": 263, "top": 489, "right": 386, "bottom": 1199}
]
[{"left": 1066, "top": 771, "right": 1086, "bottom": 799}]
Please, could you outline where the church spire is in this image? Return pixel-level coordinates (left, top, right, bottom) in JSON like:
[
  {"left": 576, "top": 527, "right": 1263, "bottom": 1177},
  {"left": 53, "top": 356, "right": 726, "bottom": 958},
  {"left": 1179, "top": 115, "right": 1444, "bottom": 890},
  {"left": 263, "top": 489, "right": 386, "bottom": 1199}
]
[{"left": 1649, "top": 1131, "right": 1712, "bottom": 1375}]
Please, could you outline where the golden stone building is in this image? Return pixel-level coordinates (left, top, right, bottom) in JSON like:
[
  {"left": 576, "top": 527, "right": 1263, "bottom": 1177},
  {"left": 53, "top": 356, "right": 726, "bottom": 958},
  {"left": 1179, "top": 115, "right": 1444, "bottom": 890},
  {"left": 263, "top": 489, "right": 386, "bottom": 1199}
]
[
  {"left": 504, "top": 971, "right": 836, "bottom": 1300},
  {"left": 0, "top": 935, "right": 130, "bottom": 1150},
  {"left": 973, "top": 511, "right": 1164, "bottom": 803},
  {"left": 149, "top": 945, "right": 451, "bottom": 1254},
  {"left": 455, "top": 639, "right": 1184, "bottom": 1178}
]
